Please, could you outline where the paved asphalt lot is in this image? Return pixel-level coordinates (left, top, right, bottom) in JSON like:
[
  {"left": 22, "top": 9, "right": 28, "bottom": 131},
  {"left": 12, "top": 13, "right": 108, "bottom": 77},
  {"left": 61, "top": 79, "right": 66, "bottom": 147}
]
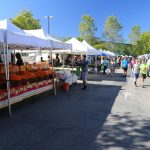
[{"left": 0, "top": 69, "right": 150, "bottom": 150}]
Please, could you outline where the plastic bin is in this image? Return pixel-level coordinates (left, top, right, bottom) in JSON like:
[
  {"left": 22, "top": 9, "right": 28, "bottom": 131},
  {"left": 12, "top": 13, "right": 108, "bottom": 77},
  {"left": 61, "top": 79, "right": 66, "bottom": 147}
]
[{"left": 63, "top": 83, "right": 69, "bottom": 91}]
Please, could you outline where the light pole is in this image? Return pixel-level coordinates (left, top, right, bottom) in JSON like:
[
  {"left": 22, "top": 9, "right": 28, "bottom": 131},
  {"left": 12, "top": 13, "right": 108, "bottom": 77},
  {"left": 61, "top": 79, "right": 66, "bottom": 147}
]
[
  {"left": 43, "top": 16, "right": 54, "bottom": 35},
  {"left": 43, "top": 15, "right": 56, "bottom": 95}
]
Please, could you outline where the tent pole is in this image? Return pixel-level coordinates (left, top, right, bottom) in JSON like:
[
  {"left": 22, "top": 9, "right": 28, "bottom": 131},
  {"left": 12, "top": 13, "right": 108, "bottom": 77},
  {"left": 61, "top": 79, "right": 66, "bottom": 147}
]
[
  {"left": 50, "top": 47, "right": 56, "bottom": 96},
  {"left": 71, "top": 49, "right": 73, "bottom": 84},
  {"left": 62, "top": 52, "right": 64, "bottom": 67},
  {"left": 3, "top": 30, "right": 11, "bottom": 116},
  {"left": 95, "top": 55, "right": 97, "bottom": 73},
  {"left": 4, "top": 42, "right": 11, "bottom": 116}
]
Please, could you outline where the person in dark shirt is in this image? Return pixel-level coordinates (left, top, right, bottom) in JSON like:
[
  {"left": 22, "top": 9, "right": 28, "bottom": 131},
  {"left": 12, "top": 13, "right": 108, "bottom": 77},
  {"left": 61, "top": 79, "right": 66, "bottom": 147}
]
[
  {"left": 11, "top": 53, "right": 15, "bottom": 65},
  {"left": 15, "top": 53, "right": 24, "bottom": 66},
  {"left": 0, "top": 56, "right": 3, "bottom": 63},
  {"left": 48, "top": 55, "right": 52, "bottom": 64},
  {"left": 80, "top": 56, "right": 89, "bottom": 90},
  {"left": 41, "top": 57, "right": 45, "bottom": 63}
]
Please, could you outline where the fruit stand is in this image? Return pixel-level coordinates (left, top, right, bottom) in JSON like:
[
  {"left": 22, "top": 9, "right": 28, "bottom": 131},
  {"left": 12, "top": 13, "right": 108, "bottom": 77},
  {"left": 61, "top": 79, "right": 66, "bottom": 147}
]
[
  {"left": 0, "top": 63, "right": 54, "bottom": 109},
  {"left": 0, "top": 20, "right": 54, "bottom": 115}
]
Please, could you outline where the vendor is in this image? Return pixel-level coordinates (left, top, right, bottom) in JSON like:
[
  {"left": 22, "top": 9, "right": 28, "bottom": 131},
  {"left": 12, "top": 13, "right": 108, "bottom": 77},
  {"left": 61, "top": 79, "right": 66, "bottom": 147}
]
[
  {"left": 41, "top": 57, "right": 45, "bottom": 62},
  {"left": 0, "top": 55, "right": 3, "bottom": 63},
  {"left": 11, "top": 53, "right": 15, "bottom": 65},
  {"left": 48, "top": 55, "right": 52, "bottom": 64},
  {"left": 54, "top": 54, "right": 60, "bottom": 66},
  {"left": 65, "top": 54, "right": 71, "bottom": 65},
  {"left": 15, "top": 53, "right": 24, "bottom": 66},
  {"left": 55, "top": 54, "right": 60, "bottom": 63}
]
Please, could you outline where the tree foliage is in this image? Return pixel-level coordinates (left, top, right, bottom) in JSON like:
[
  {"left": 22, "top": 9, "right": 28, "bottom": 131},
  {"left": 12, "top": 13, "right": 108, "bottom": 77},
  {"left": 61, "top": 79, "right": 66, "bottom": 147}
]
[
  {"left": 79, "top": 15, "right": 97, "bottom": 45},
  {"left": 94, "top": 43, "right": 107, "bottom": 50},
  {"left": 129, "top": 25, "right": 141, "bottom": 45},
  {"left": 137, "top": 32, "right": 150, "bottom": 54},
  {"left": 102, "top": 16, "right": 124, "bottom": 53},
  {"left": 102, "top": 16, "right": 123, "bottom": 43},
  {"left": 11, "top": 10, "right": 41, "bottom": 30},
  {"left": 61, "top": 37, "right": 72, "bottom": 42}
]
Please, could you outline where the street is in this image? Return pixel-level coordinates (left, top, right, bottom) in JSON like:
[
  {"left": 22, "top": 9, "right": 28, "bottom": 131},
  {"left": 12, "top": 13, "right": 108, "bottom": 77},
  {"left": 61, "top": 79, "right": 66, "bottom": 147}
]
[{"left": 0, "top": 69, "right": 150, "bottom": 150}]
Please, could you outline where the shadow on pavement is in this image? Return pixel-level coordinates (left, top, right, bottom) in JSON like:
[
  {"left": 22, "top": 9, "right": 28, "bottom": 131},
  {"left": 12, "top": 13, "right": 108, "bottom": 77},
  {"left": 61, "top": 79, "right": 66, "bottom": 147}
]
[
  {"left": 0, "top": 82, "right": 121, "bottom": 150},
  {"left": 95, "top": 113, "right": 150, "bottom": 150}
]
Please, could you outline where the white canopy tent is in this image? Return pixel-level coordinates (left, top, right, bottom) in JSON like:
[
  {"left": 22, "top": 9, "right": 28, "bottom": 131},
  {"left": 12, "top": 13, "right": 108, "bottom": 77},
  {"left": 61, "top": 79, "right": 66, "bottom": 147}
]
[
  {"left": 46, "top": 34, "right": 72, "bottom": 50},
  {"left": 82, "top": 40, "right": 100, "bottom": 55},
  {"left": 0, "top": 19, "right": 51, "bottom": 49},
  {"left": 0, "top": 20, "right": 54, "bottom": 116},
  {"left": 53, "top": 38, "right": 100, "bottom": 55},
  {"left": 65, "top": 38, "right": 87, "bottom": 54},
  {"left": 0, "top": 30, "right": 4, "bottom": 43},
  {"left": 146, "top": 54, "right": 150, "bottom": 58},
  {"left": 82, "top": 40, "right": 100, "bottom": 70},
  {"left": 105, "top": 50, "right": 116, "bottom": 57},
  {"left": 0, "top": 29, "right": 4, "bottom": 67},
  {"left": 138, "top": 53, "right": 150, "bottom": 59},
  {"left": 99, "top": 49, "right": 108, "bottom": 56},
  {"left": 66, "top": 38, "right": 100, "bottom": 55},
  {"left": 24, "top": 29, "right": 72, "bottom": 50}
]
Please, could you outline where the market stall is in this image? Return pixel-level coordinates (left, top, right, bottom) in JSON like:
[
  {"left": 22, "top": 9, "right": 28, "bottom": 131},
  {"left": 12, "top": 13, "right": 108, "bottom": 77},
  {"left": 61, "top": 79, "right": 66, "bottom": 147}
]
[
  {"left": 82, "top": 40, "right": 100, "bottom": 71},
  {"left": 24, "top": 29, "right": 77, "bottom": 88},
  {"left": 0, "top": 19, "right": 54, "bottom": 115},
  {"left": 82, "top": 40, "right": 99, "bottom": 55}
]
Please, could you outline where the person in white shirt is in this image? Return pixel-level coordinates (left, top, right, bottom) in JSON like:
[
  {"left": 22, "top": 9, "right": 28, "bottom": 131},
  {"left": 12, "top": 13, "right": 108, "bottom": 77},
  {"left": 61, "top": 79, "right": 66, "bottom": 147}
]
[
  {"left": 132, "top": 59, "right": 140, "bottom": 87},
  {"left": 147, "top": 57, "right": 150, "bottom": 77}
]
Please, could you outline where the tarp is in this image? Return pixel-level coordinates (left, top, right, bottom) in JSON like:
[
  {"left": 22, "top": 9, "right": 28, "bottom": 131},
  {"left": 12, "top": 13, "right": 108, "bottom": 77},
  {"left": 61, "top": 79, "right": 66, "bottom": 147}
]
[
  {"left": 0, "top": 19, "right": 51, "bottom": 49},
  {"left": 24, "top": 29, "right": 71, "bottom": 50},
  {"left": 0, "top": 30, "right": 4, "bottom": 43}
]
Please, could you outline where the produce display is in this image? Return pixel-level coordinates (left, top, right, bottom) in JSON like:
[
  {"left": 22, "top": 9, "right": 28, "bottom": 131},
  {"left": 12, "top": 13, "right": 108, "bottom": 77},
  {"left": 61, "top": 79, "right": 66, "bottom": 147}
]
[{"left": 0, "top": 63, "right": 53, "bottom": 102}]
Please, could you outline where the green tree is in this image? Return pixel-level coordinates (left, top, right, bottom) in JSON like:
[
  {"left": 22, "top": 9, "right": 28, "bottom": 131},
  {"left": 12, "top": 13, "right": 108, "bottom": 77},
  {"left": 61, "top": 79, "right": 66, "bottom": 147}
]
[
  {"left": 61, "top": 37, "right": 72, "bottom": 42},
  {"left": 102, "top": 16, "right": 124, "bottom": 53},
  {"left": 102, "top": 16, "right": 123, "bottom": 43},
  {"left": 11, "top": 10, "right": 41, "bottom": 30},
  {"left": 129, "top": 25, "right": 141, "bottom": 45},
  {"left": 94, "top": 43, "right": 107, "bottom": 50},
  {"left": 137, "top": 32, "right": 150, "bottom": 54},
  {"left": 79, "top": 15, "right": 97, "bottom": 45}
]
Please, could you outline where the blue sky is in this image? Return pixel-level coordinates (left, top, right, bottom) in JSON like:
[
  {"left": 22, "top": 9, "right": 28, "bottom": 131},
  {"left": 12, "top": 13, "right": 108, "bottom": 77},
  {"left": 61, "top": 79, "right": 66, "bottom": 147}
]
[{"left": 0, "top": 0, "right": 150, "bottom": 42}]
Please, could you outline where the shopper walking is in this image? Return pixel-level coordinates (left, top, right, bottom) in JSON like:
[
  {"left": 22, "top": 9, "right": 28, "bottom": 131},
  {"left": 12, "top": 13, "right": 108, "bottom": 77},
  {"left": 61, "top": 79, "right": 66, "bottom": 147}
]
[
  {"left": 147, "top": 57, "right": 150, "bottom": 77},
  {"left": 130, "top": 57, "right": 136, "bottom": 70},
  {"left": 132, "top": 59, "right": 140, "bottom": 87},
  {"left": 121, "top": 57, "right": 129, "bottom": 77},
  {"left": 140, "top": 59, "right": 149, "bottom": 88}
]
